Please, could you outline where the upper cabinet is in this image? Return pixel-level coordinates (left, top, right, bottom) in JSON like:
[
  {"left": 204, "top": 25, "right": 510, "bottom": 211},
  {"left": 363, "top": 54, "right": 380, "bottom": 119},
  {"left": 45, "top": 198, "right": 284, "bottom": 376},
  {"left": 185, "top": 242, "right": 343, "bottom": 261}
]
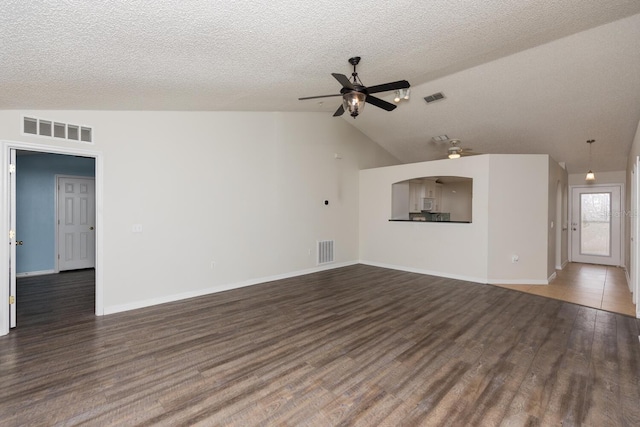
[
  {"left": 408, "top": 178, "right": 440, "bottom": 212},
  {"left": 424, "top": 179, "right": 436, "bottom": 199},
  {"left": 409, "top": 180, "right": 425, "bottom": 212}
]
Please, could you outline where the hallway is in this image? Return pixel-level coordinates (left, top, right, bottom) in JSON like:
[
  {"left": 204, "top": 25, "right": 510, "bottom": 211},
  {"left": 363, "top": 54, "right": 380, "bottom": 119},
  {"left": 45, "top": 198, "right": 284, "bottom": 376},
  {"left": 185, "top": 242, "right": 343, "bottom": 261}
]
[{"left": 495, "top": 263, "right": 636, "bottom": 317}]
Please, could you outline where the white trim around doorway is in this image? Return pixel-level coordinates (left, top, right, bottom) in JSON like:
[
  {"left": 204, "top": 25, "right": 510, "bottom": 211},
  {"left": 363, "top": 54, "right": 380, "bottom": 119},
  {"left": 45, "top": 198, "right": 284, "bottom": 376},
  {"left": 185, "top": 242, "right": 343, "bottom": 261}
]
[
  {"left": 568, "top": 183, "right": 625, "bottom": 267},
  {"left": 0, "top": 140, "right": 104, "bottom": 336}
]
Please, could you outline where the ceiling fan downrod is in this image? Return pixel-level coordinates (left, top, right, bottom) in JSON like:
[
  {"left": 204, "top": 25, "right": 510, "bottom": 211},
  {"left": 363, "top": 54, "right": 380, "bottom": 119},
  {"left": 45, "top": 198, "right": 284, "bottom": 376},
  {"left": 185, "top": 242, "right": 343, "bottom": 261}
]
[{"left": 349, "top": 56, "right": 361, "bottom": 85}]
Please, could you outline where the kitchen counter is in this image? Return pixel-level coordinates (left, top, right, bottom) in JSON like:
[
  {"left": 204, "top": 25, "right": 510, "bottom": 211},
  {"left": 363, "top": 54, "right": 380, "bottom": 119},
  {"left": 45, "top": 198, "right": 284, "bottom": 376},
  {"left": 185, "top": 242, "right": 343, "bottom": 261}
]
[{"left": 389, "top": 219, "right": 471, "bottom": 223}]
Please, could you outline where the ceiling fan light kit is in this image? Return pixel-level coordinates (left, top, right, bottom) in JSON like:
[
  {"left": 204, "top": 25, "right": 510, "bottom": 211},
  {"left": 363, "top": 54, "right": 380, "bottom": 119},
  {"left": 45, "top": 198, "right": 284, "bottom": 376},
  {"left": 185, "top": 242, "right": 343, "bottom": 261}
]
[
  {"left": 447, "top": 139, "right": 464, "bottom": 159},
  {"left": 441, "top": 138, "right": 479, "bottom": 159},
  {"left": 585, "top": 139, "right": 596, "bottom": 181},
  {"left": 298, "top": 56, "right": 410, "bottom": 118},
  {"left": 394, "top": 88, "right": 410, "bottom": 103},
  {"left": 343, "top": 90, "right": 366, "bottom": 118}
]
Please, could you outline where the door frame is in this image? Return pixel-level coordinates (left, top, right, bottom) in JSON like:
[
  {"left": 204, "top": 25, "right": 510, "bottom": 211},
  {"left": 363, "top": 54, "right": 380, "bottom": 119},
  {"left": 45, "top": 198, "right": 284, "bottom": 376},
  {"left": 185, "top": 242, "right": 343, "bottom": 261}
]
[
  {"left": 1, "top": 140, "right": 104, "bottom": 336},
  {"left": 633, "top": 158, "right": 640, "bottom": 314},
  {"left": 55, "top": 175, "right": 96, "bottom": 273},
  {"left": 568, "top": 183, "right": 624, "bottom": 266}
]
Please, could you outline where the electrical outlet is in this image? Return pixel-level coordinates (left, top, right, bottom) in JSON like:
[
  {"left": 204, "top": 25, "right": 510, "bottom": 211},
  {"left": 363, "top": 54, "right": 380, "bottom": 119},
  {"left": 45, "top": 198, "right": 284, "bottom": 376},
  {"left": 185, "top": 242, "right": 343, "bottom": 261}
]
[{"left": 132, "top": 224, "right": 143, "bottom": 233}]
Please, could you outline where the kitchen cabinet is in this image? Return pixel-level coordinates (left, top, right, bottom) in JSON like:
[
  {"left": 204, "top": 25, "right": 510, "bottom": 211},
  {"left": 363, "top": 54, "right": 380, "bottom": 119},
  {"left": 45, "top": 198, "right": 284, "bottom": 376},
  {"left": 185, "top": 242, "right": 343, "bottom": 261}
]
[
  {"left": 424, "top": 179, "right": 436, "bottom": 198},
  {"left": 434, "top": 183, "right": 442, "bottom": 212},
  {"left": 409, "top": 181, "right": 424, "bottom": 212},
  {"left": 409, "top": 179, "right": 442, "bottom": 212}
]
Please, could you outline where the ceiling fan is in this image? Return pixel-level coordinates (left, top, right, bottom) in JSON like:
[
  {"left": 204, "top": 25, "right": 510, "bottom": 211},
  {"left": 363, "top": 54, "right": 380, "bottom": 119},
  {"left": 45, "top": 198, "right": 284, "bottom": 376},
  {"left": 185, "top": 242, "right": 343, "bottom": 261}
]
[
  {"left": 446, "top": 139, "right": 475, "bottom": 159},
  {"left": 298, "top": 56, "right": 410, "bottom": 118}
]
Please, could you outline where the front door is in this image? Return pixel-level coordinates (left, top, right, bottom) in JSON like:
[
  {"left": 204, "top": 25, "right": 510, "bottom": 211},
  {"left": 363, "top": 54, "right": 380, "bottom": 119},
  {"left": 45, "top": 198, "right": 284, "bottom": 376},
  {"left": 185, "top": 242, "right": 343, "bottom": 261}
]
[
  {"left": 570, "top": 185, "right": 622, "bottom": 266},
  {"left": 57, "top": 176, "right": 96, "bottom": 271}
]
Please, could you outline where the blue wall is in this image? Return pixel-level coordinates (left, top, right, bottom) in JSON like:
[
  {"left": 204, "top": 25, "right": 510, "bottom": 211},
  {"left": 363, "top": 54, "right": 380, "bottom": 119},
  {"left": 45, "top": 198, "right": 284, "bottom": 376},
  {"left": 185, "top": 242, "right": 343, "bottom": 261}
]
[{"left": 16, "top": 153, "right": 95, "bottom": 273}]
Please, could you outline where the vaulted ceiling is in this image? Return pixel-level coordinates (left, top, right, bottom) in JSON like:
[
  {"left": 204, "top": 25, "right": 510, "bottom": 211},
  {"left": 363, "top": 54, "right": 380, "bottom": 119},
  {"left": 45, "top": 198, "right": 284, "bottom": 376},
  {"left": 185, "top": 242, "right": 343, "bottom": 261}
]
[{"left": 2, "top": 1, "right": 640, "bottom": 173}]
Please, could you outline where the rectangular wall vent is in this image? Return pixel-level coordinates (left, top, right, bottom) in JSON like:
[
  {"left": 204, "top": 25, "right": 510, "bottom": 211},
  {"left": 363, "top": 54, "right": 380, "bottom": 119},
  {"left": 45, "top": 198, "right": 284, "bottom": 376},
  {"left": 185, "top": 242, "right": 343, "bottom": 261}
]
[
  {"left": 424, "top": 92, "right": 445, "bottom": 104},
  {"left": 22, "top": 116, "right": 93, "bottom": 144},
  {"left": 317, "top": 240, "right": 335, "bottom": 265}
]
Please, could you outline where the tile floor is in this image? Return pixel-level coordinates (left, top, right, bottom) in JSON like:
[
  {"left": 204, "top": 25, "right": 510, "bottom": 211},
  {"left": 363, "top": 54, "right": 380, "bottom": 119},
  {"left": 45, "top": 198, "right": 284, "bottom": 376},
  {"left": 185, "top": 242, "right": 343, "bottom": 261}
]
[{"left": 494, "top": 262, "right": 637, "bottom": 317}]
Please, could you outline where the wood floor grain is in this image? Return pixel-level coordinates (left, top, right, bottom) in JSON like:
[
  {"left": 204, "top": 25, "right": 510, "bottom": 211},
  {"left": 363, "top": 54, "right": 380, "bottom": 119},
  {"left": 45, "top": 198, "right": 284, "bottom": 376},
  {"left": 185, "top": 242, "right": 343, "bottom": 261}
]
[{"left": 1, "top": 265, "right": 639, "bottom": 426}]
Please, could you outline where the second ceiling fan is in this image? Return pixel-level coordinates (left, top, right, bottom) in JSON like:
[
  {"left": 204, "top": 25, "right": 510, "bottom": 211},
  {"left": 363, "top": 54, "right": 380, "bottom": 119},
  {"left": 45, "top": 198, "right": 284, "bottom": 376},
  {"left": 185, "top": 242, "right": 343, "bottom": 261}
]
[
  {"left": 298, "top": 57, "right": 410, "bottom": 118},
  {"left": 445, "top": 139, "right": 476, "bottom": 159}
]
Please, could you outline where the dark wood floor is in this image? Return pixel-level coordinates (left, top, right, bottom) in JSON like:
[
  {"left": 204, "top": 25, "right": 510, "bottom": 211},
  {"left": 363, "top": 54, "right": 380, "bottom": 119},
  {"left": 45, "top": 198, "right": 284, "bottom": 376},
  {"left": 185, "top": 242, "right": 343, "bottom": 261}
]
[{"left": 1, "top": 265, "right": 639, "bottom": 426}]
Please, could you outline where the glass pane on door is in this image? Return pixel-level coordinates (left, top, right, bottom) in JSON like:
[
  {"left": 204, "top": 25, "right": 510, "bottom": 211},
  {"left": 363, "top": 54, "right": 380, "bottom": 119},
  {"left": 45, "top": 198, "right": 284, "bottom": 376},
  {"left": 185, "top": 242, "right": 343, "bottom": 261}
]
[{"left": 580, "top": 192, "right": 611, "bottom": 256}]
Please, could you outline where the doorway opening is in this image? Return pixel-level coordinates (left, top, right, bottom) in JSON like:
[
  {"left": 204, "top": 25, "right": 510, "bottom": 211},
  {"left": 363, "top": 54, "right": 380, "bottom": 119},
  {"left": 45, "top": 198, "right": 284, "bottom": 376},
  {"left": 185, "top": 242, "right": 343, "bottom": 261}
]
[
  {"left": 566, "top": 183, "right": 634, "bottom": 315},
  {"left": 15, "top": 152, "right": 96, "bottom": 328},
  {"left": 17, "top": 269, "right": 95, "bottom": 328},
  {"left": 1, "top": 140, "right": 103, "bottom": 336}
]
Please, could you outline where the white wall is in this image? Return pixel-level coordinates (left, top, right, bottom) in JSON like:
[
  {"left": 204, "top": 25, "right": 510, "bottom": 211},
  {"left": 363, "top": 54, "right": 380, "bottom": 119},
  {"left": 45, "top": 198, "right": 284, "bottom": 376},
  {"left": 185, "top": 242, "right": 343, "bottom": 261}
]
[
  {"left": 487, "top": 155, "right": 551, "bottom": 283},
  {"left": 547, "top": 157, "right": 569, "bottom": 276},
  {"left": 0, "top": 110, "right": 398, "bottom": 331},
  {"left": 625, "top": 118, "right": 640, "bottom": 317},
  {"left": 440, "top": 180, "right": 472, "bottom": 222},
  {"left": 360, "top": 154, "right": 555, "bottom": 284},
  {"left": 360, "top": 156, "right": 490, "bottom": 282},
  {"left": 391, "top": 182, "right": 410, "bottom": 219},
  {"left": 569, "top": 170, "right": 626, "bottom": 186}
]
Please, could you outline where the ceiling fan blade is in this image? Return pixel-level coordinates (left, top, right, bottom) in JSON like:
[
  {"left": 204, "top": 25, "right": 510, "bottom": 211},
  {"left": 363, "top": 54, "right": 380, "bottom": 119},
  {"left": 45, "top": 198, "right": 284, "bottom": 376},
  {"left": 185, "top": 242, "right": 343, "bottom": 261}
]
[
  {"left": 333, "top": 105, "right": 345, "bottom": 117},
  {"left": 365, "top": 95, "right": 397, "bottom": 111},
  {"left": 298, "top": 93, "right": 342, "bottom": 101},
  {"left": 461, "top": 151, "right": 481, "bottom": 157},
  {"left": 332, "top": 73, "right": 354, "bottom": 89},
  {"left": 366, "top": 80, "right": 410, "bottom": 94}
]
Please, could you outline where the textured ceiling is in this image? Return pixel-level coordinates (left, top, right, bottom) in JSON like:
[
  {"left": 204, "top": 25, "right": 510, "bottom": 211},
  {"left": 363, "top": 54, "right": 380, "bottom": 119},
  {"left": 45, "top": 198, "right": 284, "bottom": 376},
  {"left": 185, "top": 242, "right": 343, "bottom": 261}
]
[{"left": 2, "top": 0, "right": 640, "bottom": 173}]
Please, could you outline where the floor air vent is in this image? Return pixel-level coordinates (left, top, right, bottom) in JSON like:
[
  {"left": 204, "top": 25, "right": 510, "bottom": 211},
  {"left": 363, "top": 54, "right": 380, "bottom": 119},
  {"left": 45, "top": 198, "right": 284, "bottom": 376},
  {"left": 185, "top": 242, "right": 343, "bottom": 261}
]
[{"left": 317, "top": 240, "right": 334, "bottom": 265}]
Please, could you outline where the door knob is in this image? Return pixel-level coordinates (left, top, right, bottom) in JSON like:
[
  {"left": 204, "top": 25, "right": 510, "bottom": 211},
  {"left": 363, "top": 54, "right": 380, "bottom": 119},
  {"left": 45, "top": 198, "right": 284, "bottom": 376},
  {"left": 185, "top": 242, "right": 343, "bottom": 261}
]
[{"left": 89, "top": 226, "right": 94, "bottom": 230}]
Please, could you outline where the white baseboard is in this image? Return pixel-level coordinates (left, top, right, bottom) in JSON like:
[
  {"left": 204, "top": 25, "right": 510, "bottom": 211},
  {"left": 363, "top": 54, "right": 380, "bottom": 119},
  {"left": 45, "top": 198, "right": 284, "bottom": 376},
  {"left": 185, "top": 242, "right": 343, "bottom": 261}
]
[
  {"left": 360, "top": 260, "right": 550, "bottom": 285},
  {"left": 103, "top": 261, "right": 358, "bottom": 315},
  {"left": 16, "top": 269, "right": 55, "bottom": 278},
  {"left": 359, "top": 260, "right": 487, "bottom": 284},
  {"left": 488, "top": 278, "right": 550, "bottom": 285}
]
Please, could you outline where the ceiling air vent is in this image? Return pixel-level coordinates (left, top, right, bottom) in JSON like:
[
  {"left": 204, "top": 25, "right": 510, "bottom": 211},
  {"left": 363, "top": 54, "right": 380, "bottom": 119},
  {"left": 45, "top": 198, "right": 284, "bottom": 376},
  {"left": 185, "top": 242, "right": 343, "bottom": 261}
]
[
  {"left": 22, "top": 116, "right": 93, "bottom": 144},
  {"left": 424, "top": 92, "right": 445, "bottom": 104}
]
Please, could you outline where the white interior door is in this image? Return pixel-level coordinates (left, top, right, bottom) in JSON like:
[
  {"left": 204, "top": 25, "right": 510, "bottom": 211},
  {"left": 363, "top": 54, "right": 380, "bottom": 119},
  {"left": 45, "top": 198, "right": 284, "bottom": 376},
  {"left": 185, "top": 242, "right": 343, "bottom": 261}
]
[
  {"left": 570, "top": 185, "right": 621, "bottom": 266},
  {"left": 58, "top": 176, "right": 95, "bottom": 271},
  {"left": 9, "top": 149, "right": 16, "bottom": 328}
]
